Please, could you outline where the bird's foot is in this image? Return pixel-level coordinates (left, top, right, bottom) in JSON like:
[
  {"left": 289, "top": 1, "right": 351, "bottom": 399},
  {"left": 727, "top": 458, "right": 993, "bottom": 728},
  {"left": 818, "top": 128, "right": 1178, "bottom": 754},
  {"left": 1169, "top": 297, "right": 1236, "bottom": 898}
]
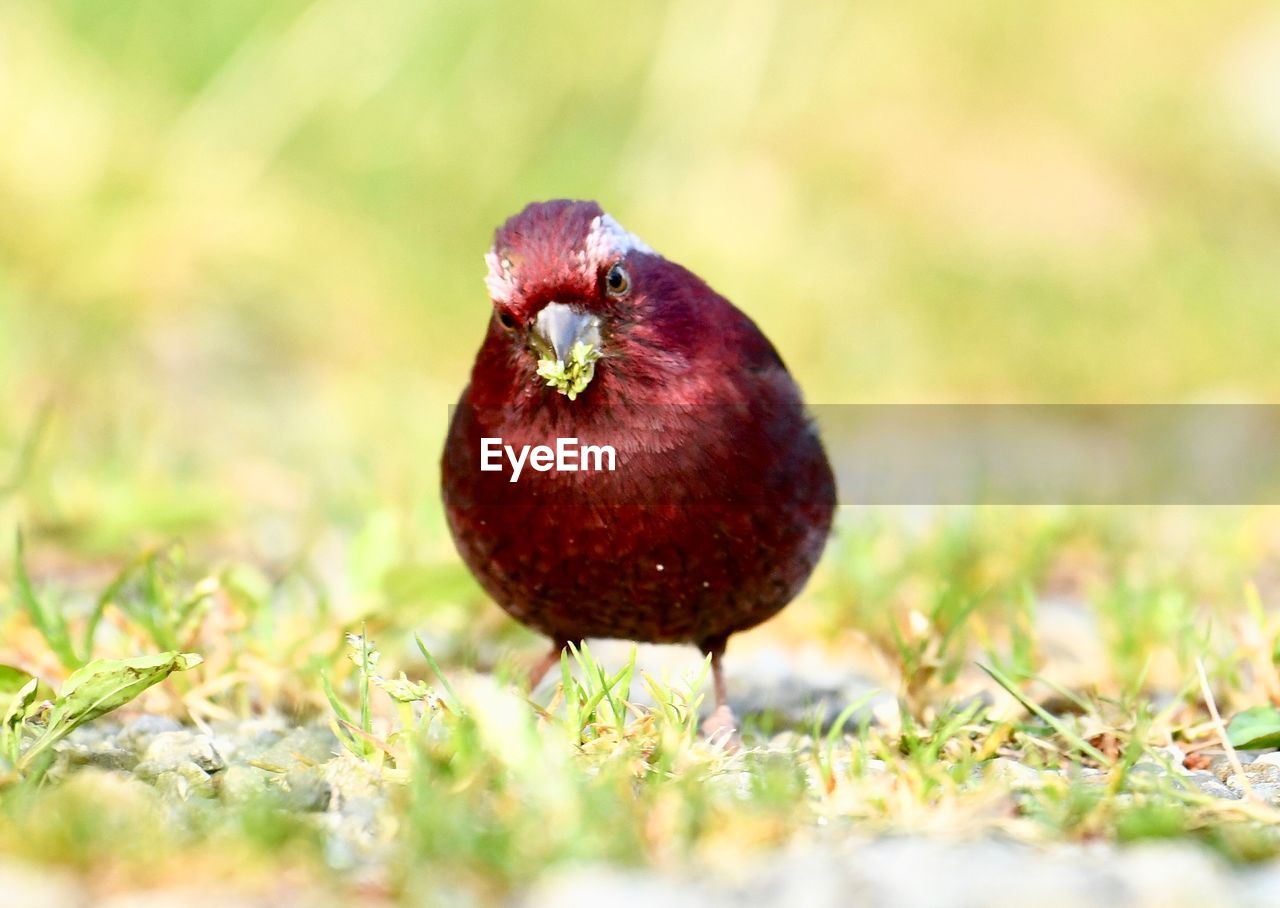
[
  {"left": 526, "top": 641, "right": 567, "bottom": 695},
  {"left": 700, "top": 704, "right": 741, "bottom": 750}
]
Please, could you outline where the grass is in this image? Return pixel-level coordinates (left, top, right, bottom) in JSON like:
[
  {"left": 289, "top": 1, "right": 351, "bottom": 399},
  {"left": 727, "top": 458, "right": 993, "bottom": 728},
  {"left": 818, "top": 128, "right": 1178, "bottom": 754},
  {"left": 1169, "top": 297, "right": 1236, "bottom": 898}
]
[
  {"left": 4, "top": 0, "right": 1280, "bottom": 903},
  {"left": 3, "top": 507, "right": 1280, "bottom": 905}
]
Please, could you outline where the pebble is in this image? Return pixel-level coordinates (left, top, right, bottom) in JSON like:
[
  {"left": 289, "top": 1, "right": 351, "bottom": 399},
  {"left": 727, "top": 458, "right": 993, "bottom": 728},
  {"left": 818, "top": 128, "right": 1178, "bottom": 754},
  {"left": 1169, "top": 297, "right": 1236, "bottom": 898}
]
[
  {"left": 1223, "top": 762, "right": 1280, "bottom": 790},
  {"left": 282, "top": 767, "right": 332, "bottom": 812},
  {"left": 1247, "top": 783, "right": 1280, "bottom": 805},
  {"left": 154, "top": 761, "right": 216, "bottom": 801},
  {"left": 135, "top": 732, "right": 222, "bottom": 783},
  {"left": 23, "top": 701, "right": 1280, "bottom": 908},
  {"left": 189, "top": 737, "right": 227, "bottom": 773},
  {"left": 256, "top": 726, "right": 338, "bottom": 771},
  {"left": 219, "top": 763, "right": 275, "bottom": 803},
  {"left": 726, "top": 647, "right": 891, "bottom": 732},
  {"left": 210, "top": 716, "right": 289, "bottom": 764},
  {"left": 985, "top": 757, "right": 1041, "bottom": 787},
  {"left": 1186, "top": 771, "right": 1241, "bottom": 800},
  {"left": 136, "top": 732, "right": 225, "bottom": 778},
  {"left": 1198, "top": 780, "right": 1242, "bottom": 800},
  {"left": 57, "top": 739, "right": 139, "bottom": 773},
  {"left": 119, "top": 715, "right": 183, "bottom": 748}
]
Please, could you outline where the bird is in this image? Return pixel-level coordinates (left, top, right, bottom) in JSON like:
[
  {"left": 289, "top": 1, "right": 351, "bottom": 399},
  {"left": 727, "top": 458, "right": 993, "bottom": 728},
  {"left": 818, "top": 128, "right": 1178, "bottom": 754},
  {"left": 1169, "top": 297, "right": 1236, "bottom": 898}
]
[{"left": 442, "top": 200, "right": 836, "bottom": 735}]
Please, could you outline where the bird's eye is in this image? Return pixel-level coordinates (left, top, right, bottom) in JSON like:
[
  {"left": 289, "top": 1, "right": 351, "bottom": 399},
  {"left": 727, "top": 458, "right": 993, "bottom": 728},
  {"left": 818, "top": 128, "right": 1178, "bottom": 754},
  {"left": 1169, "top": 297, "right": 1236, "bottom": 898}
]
[
  {"left": 604, "top": 263, "right": 630, "bottom": 297},
  {"left": 496, "top": 309, "right": 518, "bottom": 332}
]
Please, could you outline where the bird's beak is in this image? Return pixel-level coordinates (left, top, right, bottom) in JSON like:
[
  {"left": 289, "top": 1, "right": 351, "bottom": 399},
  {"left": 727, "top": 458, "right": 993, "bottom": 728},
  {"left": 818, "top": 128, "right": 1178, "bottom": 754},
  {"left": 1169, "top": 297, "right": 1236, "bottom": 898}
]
[{"left": 531, "top": 302, "right": 601, "bottom": 362}]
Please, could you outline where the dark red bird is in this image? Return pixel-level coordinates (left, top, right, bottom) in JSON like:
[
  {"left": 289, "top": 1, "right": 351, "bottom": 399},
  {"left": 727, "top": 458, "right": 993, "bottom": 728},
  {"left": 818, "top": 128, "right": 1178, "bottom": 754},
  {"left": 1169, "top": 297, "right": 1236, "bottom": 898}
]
[{"left": 442, "top": 200, "right": 835, "bottom": 732}]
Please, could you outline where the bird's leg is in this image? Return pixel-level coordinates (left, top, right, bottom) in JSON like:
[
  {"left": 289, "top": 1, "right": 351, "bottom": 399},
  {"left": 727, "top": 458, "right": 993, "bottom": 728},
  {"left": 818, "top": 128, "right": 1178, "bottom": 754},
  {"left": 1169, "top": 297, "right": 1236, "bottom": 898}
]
[
  {"left": 527, "top": 639, "right": 568, "bottom": 692},
  {"left": 699, "top": 635, "right": 738, "bottom": 743}
]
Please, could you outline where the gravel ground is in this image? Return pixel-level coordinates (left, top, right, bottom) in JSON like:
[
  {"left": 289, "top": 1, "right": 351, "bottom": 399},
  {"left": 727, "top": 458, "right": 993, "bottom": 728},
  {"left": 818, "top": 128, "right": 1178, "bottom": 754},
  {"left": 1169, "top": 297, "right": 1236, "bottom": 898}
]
[
  {"left": 11, "top": 645, "right": 1280, "bottom": 907},
  {"left": 522, "top": 837, "right": 1280, "bottom": 908},
  {"left": 24, "top": 709, "right": 1280, "bottom": 906}
]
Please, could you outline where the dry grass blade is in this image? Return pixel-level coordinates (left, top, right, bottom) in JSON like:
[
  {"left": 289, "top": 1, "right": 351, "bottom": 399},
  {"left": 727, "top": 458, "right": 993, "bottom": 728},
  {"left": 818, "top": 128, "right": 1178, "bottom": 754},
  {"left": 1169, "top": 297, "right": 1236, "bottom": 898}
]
[{"left": 1196, "top": 657, "right": 1254, "bottom": 801}]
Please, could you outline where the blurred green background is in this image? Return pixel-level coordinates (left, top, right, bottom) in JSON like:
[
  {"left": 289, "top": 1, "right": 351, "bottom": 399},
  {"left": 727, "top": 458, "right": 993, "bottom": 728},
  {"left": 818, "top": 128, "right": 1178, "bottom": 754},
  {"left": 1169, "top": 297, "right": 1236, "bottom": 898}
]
[{"left": 3, "top": 0, "right": 1280, "bottom": 559}]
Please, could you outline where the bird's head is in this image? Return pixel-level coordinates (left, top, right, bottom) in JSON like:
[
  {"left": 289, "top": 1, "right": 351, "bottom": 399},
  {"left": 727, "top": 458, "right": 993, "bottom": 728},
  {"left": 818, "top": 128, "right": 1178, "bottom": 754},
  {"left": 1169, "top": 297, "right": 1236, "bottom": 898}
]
[{"left": 482, "top": 200, "right": 663, "bottom": 402}]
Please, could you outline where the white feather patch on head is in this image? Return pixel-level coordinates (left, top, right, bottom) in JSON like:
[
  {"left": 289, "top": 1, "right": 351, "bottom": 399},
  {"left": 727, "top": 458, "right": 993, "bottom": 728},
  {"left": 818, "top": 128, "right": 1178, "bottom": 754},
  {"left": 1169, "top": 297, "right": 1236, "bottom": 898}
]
[
  {"left": 579, "top": 213, "right": 653, "bottom": 279},
  {"left": 485, "top": 211, "right": 654, "bottom": 302},
  {"left": 484, "top": 248, "right": 518, "bottom": 305}
]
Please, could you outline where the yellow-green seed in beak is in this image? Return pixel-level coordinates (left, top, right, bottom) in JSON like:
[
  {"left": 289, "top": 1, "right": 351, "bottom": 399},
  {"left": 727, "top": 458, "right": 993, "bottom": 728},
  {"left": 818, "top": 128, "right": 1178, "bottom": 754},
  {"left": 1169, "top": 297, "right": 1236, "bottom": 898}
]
[{"left": 537, "top": 341, "right": 601, "bottom": 400}]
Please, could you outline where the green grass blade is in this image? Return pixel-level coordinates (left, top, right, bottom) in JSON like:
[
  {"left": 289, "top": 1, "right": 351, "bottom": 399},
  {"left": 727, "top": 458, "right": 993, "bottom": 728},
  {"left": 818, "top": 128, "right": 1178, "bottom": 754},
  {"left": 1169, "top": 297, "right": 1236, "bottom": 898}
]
[
  {"left": 321, "top": 671, "right": 356, "bottom": 727},
  {"left": 414, "top": 633, "right": 464, "bottom": 716},
  {"left": 12, "top": 529, "right": 79, "bottom": 669},
  {"left": 358, "top": 625, "right": 372, "bottom": 738},
  {"left": 980, "top": 661, "right": 1111, "bottom": 766}
]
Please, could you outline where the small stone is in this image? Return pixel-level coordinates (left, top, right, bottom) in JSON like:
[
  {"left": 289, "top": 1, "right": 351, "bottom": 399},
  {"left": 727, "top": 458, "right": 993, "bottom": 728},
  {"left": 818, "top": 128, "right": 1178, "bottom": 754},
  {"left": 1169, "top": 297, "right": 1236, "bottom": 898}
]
[
  {"left": 132, "top": 761, "right": 161, "bottom": 782},
  {"left": 1247, "top": 782, "right": 1280, "bottom": 805},
  {"left": 218, "top": 764, "right": 273, "bottom": 803},
  {"left": 985, "top": 758, "right": 1040, "bottom": 788},
  {"left": 138, "top": 730, "right": 195, "bottom": 767},
  {"left": 257, "top": 726, "right": 338, "bottom": 771},
  {"left": 1250, "top": 751, "right": 1280, "bottom": 768},
  {"left": 1223, "top": 762, "right": 1280, "bottom": 790},
  {"left": 210, "top": 715, "right": 289, "bottom": 764},
  {"left": 1213, "top": 758, "right": 1233, "bottom": 782},
  {"left": 1196, "top": 779, "right": 1242, "bottom": 800},
  {"left": 323, "top": 752, "right": 382, "bottom": 806},
  {"left": 1185, "top": 770, "right": 1217, "bottom": 789},
  {"left": 140, "top": 731, "right": 225, "bottom": 775},
  {"left": 62, "top": 722, "right": 119, "bottom": 747},
  {"left": 188, "top": 736, "right": 226, "bottom": 773},
  {"left": 154, "top": 761, "right": 215, "bottom": 800},
  {"left": 282, "top": 768, "right": 332, "bottom": 812},
  {"left": 1128, "top": 761, "right": 1167, "bottom": 777},
  {"left": 58, "top": 741, "right": 138, "bottom": 772},
  {"left": 119, "top": 715, "right": 183, "bottom": 749}
]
